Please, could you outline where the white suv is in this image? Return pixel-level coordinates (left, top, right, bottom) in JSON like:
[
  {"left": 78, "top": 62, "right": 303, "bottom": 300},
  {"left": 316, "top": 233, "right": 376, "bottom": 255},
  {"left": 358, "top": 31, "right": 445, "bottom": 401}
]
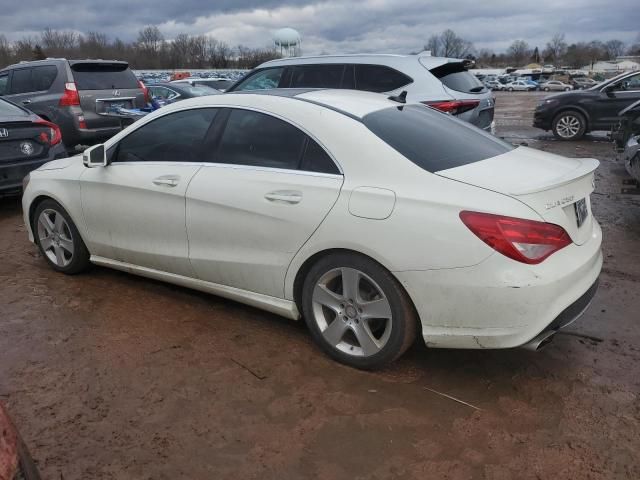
[{"left": 227, "top": 54, "right": 495, "bottom": 131}]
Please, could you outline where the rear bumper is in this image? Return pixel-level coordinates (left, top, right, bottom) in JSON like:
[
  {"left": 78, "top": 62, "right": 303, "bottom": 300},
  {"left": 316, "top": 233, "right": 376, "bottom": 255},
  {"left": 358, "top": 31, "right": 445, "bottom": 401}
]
[
  {"left": 395, "top": 219, "right": 603, "bottom": 349},
  {"left": 0, "top": 143, "right": 67, "bottom": 194}
]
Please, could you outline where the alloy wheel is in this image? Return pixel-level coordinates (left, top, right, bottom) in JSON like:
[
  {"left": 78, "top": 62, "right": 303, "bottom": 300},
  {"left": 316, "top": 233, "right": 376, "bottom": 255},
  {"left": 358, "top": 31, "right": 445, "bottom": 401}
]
[
  {"left": 37, "top": 209, "right": 74, "bottom": 267},
  {"left": 556, "top": 115, "right": 581, "bottom": 139},
  {"left": 311, "top": 267, "right": 392, "bottom": 358}
]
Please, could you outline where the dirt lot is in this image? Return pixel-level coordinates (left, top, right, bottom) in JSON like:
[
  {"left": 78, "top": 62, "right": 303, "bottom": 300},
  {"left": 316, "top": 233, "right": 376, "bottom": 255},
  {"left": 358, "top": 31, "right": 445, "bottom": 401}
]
[{"left": 1, "top": 91, "right": 639, "bottom": 479}]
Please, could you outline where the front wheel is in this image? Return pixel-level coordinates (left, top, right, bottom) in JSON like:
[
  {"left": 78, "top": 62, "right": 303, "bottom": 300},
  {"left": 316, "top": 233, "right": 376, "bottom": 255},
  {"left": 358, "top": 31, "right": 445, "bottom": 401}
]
[
  {"left": 301, "top": 253, "right": 418, "bottom": 370},
  {"left": 508, "top": 87, "right": 514, "bottom": 92},
  {"left": 552, "top": 111, "right": 586, "bottom": 140},
  {"left": 33, "top": 199, "right": 91, "bottom": 274},
  {"left": 544, "top": 87, "right": 550, "bottom": 91}
]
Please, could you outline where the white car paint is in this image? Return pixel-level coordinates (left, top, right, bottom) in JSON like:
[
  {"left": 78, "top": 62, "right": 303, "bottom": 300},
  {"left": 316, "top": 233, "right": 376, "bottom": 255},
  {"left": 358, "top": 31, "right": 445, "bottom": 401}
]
[{"left": 22, "top": 90, "right": 602, "bottom": 350}]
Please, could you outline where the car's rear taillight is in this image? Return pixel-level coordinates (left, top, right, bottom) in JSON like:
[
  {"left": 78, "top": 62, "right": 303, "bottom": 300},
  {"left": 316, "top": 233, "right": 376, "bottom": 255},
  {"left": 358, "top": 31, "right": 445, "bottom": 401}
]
[
  {"left": 138, "top": 80, "right": 150, "bottom": 103},
  {"left": 34, "top": 118, "right": 62, "bottom": 146},
  {"left": 59, "top": 82, "right": 80, "bottom": 107},
  {"left": 423, "top": 100, "right": 480, "bottom": 115},
  {"left": 459, "top": 211, "right": 572, "bottom": 264}
]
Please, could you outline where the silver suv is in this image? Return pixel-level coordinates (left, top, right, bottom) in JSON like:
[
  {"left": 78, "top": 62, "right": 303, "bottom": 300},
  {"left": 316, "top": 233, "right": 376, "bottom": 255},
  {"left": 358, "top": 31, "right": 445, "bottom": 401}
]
[
  {"left": 227, "top": 54, "right": 495, "bottom": 131},
  {"left": 0, "top": 59, "right": 147, "bottom": 148}
]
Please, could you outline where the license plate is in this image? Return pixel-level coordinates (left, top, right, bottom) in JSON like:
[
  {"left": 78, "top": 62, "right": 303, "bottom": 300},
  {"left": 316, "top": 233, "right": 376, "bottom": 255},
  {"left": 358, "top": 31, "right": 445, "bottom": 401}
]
[{"left": 574, "top": 198, "right": 588, "bottom": 228}]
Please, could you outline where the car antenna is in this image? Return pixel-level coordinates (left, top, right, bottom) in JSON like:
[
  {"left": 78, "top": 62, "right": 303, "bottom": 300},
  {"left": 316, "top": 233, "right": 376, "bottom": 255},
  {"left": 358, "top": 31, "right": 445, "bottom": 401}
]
[{"left": 388, "top": 91, "right": 407, "bottom": 104}]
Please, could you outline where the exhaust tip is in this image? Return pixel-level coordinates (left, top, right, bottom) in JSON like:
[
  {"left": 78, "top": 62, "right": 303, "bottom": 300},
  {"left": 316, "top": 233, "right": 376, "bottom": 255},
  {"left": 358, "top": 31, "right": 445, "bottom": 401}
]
[{"left": 521, "top": 330, "right": 556, "bottom": 351}]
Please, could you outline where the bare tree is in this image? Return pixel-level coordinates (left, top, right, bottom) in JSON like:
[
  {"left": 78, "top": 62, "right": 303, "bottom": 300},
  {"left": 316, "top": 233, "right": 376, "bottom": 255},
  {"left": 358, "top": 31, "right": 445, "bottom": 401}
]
[
  {"left": 604, "top": 39, "right": 626, "bottom": 60},
  {"left": 424, "top": 34, "right": 441, "bottom": 56},
  {"left": 78, "top": 31, "right": 108, "bottom": 59},
  {"left": 0, "top": 35, "right": 12, "bottom": 67},
  {"left": 543, "top": 33, "right": 567, "bottom": 65},
  {"left": 440, "top": 29, "right": 473, "bottom": 58},
  {"left": 507, "top": 40, "right": 530, "bottom": 66},
  {"left": 40, "top": 28, "right": 77, "bottom": 57}
]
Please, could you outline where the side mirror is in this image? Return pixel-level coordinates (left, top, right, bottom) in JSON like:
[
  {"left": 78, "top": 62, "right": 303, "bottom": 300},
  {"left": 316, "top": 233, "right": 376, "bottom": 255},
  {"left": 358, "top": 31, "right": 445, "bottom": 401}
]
[{"left": 82, "top": 144, "right": 107, "bottom": 168}]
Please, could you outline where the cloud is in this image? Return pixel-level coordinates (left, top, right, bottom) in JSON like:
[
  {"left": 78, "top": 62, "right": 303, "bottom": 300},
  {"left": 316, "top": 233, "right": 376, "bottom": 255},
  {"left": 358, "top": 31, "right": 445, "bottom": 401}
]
[{"left": 1, "top": 0, "right": 638, "bottom": 54}]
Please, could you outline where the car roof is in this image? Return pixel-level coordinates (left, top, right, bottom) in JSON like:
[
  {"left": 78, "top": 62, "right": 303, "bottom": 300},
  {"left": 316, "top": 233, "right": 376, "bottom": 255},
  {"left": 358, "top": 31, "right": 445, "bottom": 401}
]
[
  {"left": 2, "top": 58, "right": 129, "bottom": 70},
  {"left": 171, "top": 88, "right": 400, "bottom": 120},
  {"left": 258, "top": 53, "right": 464, "bottom": 69}
]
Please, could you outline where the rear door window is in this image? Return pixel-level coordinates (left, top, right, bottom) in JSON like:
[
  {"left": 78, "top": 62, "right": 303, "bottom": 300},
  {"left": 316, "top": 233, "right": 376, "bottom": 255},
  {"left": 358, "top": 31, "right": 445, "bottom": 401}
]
[
  {"left": 354, "top": 65, "right": 412, "bottom": 93},
  {"left": 363, "top": 105, "right": 514, "bottom": 172},
  {"left": 300, "top": 139, "right": 340, "bottom": 174},
  {"left": 232, "top": 68, "right": 285, "bottom": 91},
  {"left": 9, "top": 68, "right": 33, "bottom": 94},
  {"left": 0, "top": 73, "right": 8, "bottom": 95},
  {"left": 32, "top": 66, "right": 58, "bottom": 91},
  {"left": 290, "top": 65, "right": 345, "bottom": 88},
  {"left": 430, "top": 63, "right": 487, "bottom": 94},
  {"left": 71, "top": 63, "right": 139, "bottom": 90},
  {"left": 215, "top": 109, "right": 307, "bottom": 170}
]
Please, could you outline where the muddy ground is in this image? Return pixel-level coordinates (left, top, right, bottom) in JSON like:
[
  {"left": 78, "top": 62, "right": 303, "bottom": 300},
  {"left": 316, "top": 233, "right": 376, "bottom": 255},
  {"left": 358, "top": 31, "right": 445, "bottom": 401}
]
[{"left": 1, "top": 91, "right": 639, "bottom": 479}]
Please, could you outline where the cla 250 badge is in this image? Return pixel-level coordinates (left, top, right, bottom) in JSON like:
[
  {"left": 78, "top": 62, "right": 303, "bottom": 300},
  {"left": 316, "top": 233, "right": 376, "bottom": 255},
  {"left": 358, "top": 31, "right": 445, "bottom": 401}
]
[{"left": 545, "top": 195, "right": 575, "bottom": 210}]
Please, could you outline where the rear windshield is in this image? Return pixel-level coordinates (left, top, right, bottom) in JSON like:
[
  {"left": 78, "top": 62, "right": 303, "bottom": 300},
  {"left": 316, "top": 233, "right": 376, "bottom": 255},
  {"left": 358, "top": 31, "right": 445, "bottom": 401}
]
[
  {"left": 363, "top": 105, "right": 514, "bottom": 172},
  {"left": 71, "top": 63, "right": 139, "bottom": 90},
  {"left": 0, "top": 98, "right": 27, "bottom": 116},
  {"left": 430, "top": 63, "right": 487, "bottom": 94},
  {"left": 181, "top": 85, "right": 219, "bottom": 96}
]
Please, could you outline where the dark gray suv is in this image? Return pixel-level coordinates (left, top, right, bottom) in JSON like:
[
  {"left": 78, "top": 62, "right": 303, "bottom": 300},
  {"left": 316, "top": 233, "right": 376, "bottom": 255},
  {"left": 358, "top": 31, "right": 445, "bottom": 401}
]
[{"left": 0, "top": 59, "right": 147, "bottom": 148}]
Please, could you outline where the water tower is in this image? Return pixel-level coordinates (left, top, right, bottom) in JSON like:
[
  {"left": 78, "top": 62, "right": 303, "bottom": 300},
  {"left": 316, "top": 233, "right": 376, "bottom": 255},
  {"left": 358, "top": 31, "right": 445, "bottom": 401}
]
[{"left": 274, "top": 28, "right": 301, "bottom": 57}]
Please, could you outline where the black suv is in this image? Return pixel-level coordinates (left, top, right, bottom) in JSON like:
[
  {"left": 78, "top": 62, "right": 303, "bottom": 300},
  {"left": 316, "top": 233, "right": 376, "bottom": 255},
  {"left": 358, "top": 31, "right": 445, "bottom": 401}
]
[
  {"left": 0, "top": 59, "right": 147, "bottom": 148},
  {"left": 534, "top": 70, "right": 640, "bottom": 140}
]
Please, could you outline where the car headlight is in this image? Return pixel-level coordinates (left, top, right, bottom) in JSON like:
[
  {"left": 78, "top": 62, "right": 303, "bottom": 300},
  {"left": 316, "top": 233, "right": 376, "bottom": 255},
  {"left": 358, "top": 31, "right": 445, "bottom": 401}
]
[{"left": 538, "top": 98, "right": 558, "bottom": 108}]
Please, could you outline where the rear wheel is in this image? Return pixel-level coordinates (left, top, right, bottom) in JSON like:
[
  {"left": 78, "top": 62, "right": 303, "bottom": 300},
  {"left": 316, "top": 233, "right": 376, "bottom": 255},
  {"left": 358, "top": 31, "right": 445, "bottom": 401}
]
[
  {"left": 301, "top": 253, "right": 418, "bottom": 370},
  {"left": 564, "top": 87, "right": 571, "bottom": 91},
  {"left": 33, "top": 199, "right": 90, "bottom": 274},
  {"left": 552, "top": 111, "right": 586, "bottom": 140}
]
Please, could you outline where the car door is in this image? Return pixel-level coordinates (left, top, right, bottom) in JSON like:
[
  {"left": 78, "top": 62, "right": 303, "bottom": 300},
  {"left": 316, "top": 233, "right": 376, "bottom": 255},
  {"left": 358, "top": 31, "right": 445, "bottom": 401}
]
[
  {"left": 80, "top": 107, "right": 218, "bottom": 277},
  {"left": 595, "top": 73, "right": 640, "bottom": 128},
  {"left": 186, "top": 107, "right": 343, "bottom": 298}
]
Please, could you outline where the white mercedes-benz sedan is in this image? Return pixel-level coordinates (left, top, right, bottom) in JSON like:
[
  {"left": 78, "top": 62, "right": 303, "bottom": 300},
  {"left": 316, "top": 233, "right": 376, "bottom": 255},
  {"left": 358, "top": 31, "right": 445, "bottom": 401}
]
[{"left": 21, "top": 89, "right": 602, "bottom": 369}]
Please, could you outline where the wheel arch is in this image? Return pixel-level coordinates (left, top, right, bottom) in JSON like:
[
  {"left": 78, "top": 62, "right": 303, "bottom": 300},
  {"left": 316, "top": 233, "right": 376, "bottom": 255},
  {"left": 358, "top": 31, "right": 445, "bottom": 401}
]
[
  {"left": 553, "top": 106, "right": 591, "bottom": 131},
  {"left": 291, "top": 247, "right": 420, "bottom": 329},
  {"left": 28, "top": 194, "right": 89, "bottom": 249}
]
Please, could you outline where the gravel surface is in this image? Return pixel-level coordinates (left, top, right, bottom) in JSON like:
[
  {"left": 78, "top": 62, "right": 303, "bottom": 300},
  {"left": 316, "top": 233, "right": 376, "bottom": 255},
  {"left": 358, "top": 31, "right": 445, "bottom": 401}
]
[{"left": 1, "top": 91, "right": 639, "bottom": 479}]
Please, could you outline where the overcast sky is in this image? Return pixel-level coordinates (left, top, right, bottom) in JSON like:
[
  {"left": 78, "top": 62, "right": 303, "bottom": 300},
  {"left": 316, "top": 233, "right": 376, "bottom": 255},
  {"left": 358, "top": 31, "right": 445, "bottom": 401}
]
[{"left": 1, "top": 0, "right": 638, "bottom": 54}]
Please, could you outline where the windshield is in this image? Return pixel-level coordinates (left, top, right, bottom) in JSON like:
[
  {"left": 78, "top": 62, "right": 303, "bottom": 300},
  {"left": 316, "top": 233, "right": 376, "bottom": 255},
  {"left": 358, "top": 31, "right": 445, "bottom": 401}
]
[
  {"left": 363, "top": 105, "right": 514, "bottom": 172},
  {"left": 182, "top": 85, "right": 219, "bottom": 96},
  {"left": 429, "top": 63, "right": 487, "bottom": 94},
  {"left": 71, "top": 63, "right": 139, "bottom": 90}
]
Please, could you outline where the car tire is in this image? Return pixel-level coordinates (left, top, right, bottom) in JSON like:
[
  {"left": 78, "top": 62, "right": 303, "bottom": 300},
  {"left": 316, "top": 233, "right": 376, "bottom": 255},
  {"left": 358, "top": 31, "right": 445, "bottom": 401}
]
[
  {"left": 552, "top": 111, "right": 587, "bottom": 141},
  {"left": 33, "top": 199, "right": 91, "bottom": 274},
  {"left": 564, "top": 87, "right": 571, "bottom": 91},
  {"left": 544, "top": 87, "right": 550, "bottom": 91},
  {"left": 301, "top": 252, "right": 418, "bottom": 370},
  {"left": 508, "top": 87, "right": 514, "bottom": 92}
]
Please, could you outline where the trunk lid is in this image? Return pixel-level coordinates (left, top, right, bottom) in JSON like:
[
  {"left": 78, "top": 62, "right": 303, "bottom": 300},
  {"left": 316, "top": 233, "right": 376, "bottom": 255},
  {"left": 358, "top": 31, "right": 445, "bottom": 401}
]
[
  {"left": 0, "top": 121, "right": 51, "bottom": 163},
  {"left": 436, "top": 146, "right": 599, "bottom": 245}
]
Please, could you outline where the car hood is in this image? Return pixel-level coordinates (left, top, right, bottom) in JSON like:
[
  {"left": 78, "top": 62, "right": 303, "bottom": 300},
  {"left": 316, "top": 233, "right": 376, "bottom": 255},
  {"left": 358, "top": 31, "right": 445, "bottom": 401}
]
[{"left": 38, "top": 155, "right": 79, "bottom": 171}]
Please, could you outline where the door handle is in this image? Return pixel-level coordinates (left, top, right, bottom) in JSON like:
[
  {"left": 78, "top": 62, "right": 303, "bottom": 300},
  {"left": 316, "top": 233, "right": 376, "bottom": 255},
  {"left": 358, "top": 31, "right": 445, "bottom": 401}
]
[
  {"left": 153, "top": 176, "right": 179, "bottom": 187},
  {"left": 264, "top": 190, "right": 303, "bottom": 204},
  {"left": 22, "top": 100, "right": 31, "bottom": 105}
]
